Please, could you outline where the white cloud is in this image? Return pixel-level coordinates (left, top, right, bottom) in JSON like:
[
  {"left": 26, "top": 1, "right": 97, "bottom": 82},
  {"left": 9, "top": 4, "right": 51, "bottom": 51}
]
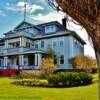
[
  {"left": 6, "top": 1, "right": 44, "bottom": 13},
  {"left": 0, "top": 10, "right": 6, "bottom": 16},
  {"left": 29, "top": 11, "right": 66, "bottom": 22}
]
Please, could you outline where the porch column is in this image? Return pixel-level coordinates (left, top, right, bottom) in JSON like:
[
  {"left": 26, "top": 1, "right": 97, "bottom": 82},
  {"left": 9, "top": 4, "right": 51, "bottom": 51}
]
[
  {"left": 35, "top": 54, "right": 38, "bottom": 66},
  {"left": 20, "top": 38, "right": 22, "bottom": 47},
  {"left": 4, "top": 57, "right": 8, "bottom": 66},
  {"left": 21, "top": 55, "right": 24, "bottom": 66},
  {"left": 22, "top": 37, "right": 25, "bottom": 47},
  {"left": 5, "top": 40, "right": 8, "bottom": 48},
  {"left": 37, "top": 54, "right": 42, "bottom": 66},
  {"left": 19, "top": 55, "right": 24, "bottom": 66}
]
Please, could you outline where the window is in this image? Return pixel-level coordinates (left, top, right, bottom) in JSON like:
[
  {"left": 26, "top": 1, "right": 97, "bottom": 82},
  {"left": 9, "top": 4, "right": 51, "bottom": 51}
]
[
  {"left": 45, "top": 25, "right": 57, "bottom": 33},
  {"left": 53, "top": 41, "right": 57, "bottom": 47},
  {"left": 41, "top": 40, "right": 44, "bottom": 48},
  {"left": 54, "top": 55, "right": 57, "bottom": 64},
  {"left": 35, "top": 44, "right": 38, "bottom": 49},
  {"left": 26, "top": 42, "right": 30, "bottom": 48},
  {"left": 8, "top": 43, "right": 15, "bottom": 48},
  {"left": 60, "top": 55, "right": 64, "bottom": 64},
  {"left": 59, "top": 40, "right": 63, "bottom": 46},
  {"left": 16, "top": 42, "right": 20, "bottom": 47}
]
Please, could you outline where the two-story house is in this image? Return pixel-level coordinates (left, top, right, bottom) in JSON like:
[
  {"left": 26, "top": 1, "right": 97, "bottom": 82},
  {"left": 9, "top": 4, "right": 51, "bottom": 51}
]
[{"left": 0, "top": 20, "right": 85, "bottom": 69}]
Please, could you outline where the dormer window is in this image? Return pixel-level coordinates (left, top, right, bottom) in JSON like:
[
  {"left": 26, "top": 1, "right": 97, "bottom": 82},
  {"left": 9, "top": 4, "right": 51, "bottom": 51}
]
[{"left": 45, "top": 25, "right": 57, "bottom": 34}]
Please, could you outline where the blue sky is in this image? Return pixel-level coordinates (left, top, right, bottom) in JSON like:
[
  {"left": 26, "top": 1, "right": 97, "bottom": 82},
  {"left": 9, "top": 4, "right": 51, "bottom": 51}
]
[
  {"left": 0, "top": 0, "right": 64, "bottom": 34},
  {"left": 0, "top": 0, "right": 95, "bottom": 57}
]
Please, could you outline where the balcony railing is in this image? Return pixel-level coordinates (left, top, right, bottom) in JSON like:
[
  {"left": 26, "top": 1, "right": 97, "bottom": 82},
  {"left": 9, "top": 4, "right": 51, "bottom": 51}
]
[
  {"left": 4, "top": 47, "right": 23, "bottom": 55},
  {"left": 4, "top": 47, "right": 34, "bottom": 55}
]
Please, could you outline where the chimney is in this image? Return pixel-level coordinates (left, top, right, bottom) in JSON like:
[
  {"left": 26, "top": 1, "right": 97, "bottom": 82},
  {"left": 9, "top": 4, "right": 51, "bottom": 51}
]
[{"left": 62, "top": 17, "right": 67, "bottom": 28}]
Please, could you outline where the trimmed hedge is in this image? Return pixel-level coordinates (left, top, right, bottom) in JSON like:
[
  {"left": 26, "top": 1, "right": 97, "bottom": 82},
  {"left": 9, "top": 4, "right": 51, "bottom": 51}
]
[{"left": 48, "top": 72, "right": 92, "bottom": 87}]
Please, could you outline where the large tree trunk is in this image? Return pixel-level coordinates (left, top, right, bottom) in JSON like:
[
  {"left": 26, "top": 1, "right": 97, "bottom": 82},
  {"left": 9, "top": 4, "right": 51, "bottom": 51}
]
[
  {"left": 95, "top": 51, "right": 100, "bottom": 100},
  {"left": 48, "top": 0, "right": 100, "bottom": 99}
]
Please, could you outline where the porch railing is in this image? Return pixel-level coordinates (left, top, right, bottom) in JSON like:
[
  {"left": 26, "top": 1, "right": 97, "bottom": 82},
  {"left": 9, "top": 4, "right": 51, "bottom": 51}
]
[
  {"left": 0, "top": 66, "right": 37, "bottom": 70},
  {"left": 4, "top": 47, "right": 34, "bottom": 55}
]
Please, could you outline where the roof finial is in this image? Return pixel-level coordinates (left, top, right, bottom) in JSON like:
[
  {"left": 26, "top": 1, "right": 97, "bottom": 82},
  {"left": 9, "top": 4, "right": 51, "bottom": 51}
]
[{"left": 24, "top": 0, "right": 27, "bottom": 22}]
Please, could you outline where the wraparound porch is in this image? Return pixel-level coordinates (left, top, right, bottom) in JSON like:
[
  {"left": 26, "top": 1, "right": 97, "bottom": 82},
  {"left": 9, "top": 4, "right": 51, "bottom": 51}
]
[{"left": 1, "top": 51, "right": 45, "bottom": 69}]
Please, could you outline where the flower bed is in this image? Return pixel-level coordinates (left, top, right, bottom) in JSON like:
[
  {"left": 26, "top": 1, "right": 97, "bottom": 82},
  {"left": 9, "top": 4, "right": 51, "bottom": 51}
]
[
  {"left": 0, "top": 69, "right": 18, "bottom": 76},
  {"left": 11, "top": 72, "right": 93, "bottom": 88},
  {"left": 11, "top": 79, "right": 48, "bottom": 87}
]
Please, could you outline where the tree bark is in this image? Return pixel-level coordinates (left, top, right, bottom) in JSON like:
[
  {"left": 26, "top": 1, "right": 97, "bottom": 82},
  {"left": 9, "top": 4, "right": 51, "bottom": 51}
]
[
  {"left": 95, "top": 50, "right": 100, "bottom": 100},
  {"left": 47, "top": 0, "right": 100, "bottom": 99}
]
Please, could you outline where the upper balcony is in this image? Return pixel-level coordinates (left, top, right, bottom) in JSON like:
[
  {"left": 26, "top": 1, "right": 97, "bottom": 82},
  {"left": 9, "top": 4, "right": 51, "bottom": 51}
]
[{"left": 4, "top": 47, "right": 32, "bottom": 55}]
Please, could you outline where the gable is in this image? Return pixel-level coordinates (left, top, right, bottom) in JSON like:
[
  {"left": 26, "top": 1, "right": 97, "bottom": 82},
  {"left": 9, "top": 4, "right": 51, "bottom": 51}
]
[{"left": 14, "top": 21, "right": 33, "bottom": 30}]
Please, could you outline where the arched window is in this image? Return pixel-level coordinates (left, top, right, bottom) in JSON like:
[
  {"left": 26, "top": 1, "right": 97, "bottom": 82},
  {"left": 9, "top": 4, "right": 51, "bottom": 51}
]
[{"left": 60, "top": 55, "right": 64, "bottom": 64}]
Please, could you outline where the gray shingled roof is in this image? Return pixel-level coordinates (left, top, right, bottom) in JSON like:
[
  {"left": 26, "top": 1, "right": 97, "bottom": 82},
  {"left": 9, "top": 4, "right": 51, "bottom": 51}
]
[{"left": 3, "top": 21, "right": 86, "bottom": 45}]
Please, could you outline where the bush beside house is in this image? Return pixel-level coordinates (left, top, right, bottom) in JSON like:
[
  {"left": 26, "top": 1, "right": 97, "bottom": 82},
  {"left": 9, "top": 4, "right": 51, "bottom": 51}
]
[
  {"left": 70, "top": 55, "right": 97, "bottom": 72},
  {"left": 48, "top": 72, "right": 92, "bottom": 87},
  {"left": 12, "top": 72, "right": 92, "bottom": 88}
]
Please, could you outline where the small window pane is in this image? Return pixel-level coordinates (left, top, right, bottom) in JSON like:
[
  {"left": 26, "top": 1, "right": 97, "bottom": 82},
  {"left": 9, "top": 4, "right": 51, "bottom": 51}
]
[
  {"left": 60, "top": 55, "right": 64, "bottom": 64},
  {"left": 53, "top": 41, "right": 57, "bottom": 47},
  {"left": 41, "top": 41, "right": 44, "bottom": 48},
  {"left": 35, "top": 44, "right": 38, "bottom": 49},
  {"left": 60, "top": 41, "right": 63, "bottom": 46}
]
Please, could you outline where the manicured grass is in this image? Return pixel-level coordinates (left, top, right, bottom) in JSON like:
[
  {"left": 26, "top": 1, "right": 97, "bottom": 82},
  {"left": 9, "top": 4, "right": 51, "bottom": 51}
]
[{"left": 0, "top": 74, "right": 98, "bottom": 100}]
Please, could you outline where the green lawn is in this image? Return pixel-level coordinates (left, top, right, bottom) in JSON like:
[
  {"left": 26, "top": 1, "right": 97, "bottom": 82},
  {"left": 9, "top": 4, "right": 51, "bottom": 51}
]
[{"left": 0, "top": 74, "right": 98, "bottom": 100}]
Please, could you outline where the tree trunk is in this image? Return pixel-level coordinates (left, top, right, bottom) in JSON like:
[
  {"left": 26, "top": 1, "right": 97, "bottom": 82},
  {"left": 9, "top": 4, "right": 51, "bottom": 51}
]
[{"left": 95, "top": 51, "right": 100, "bottom": 100}]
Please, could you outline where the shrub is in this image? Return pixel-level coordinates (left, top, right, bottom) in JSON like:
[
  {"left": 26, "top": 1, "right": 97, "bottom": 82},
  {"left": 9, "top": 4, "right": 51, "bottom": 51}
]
[
  {"left": 91, "top": 66, "right": 98, "bottom": 74},
  {"left": 48, "top": 72, "right": 92, "bottom": 87},
  {"left": 19, "top": 70, "right": 42, "bottom": 79},
  {"left": 40, "top": 58, "right": 57, "bottom": 78},
  {"left": 69, "top": 55, "right": 96, "bottom": 71},
  {"left": 79, "top": 72, "right": 92, "bottom": 85},
  {"left": 54, "top": 69, "right": 85, "bottom": 74},
  {"left": 11, "top": 79, "right": 48, "bottom": 87}
]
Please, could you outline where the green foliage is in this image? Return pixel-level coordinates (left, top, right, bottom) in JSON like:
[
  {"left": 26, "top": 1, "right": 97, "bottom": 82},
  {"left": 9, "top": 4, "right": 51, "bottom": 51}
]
[
  {"left": 91, "top": 66, "right": 98, "bottom": 74},
  {"left": 46, "top": 45, "right": 56, "bottom": 58},
  {"left": 0, "top": 74, "right": 98, "bottom": 100},
  {"left": 79, "top": 72, "right": 92, "bottom": 85},
  {"left": 48, "top": 72, "right": 92, "bottom": 87}
]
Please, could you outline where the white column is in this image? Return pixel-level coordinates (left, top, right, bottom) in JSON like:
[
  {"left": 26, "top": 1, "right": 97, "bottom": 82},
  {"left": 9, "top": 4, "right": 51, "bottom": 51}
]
[
  {"left": 35, "top": 54, "right": 38, "bottom": 66},
  {"left": 22, "top": 37, "right": 25, "bottom": 47},
  {"left": 19, "top": 55, "right": 24, "bottom": 66},
  {"left": 19, "top": 55, "right": 21, "bottom": 66},
  {"left": 21, "top": 55, "right": 24, "bottom": 66},
  {"left": 5, "top": 40, "right": 8, "bottom": 48},
  {"left": 4, "top": 57, "right": 8, "bottom": 66},
  {"left": 20, "top": 38, "right": 22, "bottom": 47},
  {"left": 14, "top": 59, "right": 17, "bottom": 66},
  {"left": 37, "top": 54, "right": 42, "bottom": 66}
]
